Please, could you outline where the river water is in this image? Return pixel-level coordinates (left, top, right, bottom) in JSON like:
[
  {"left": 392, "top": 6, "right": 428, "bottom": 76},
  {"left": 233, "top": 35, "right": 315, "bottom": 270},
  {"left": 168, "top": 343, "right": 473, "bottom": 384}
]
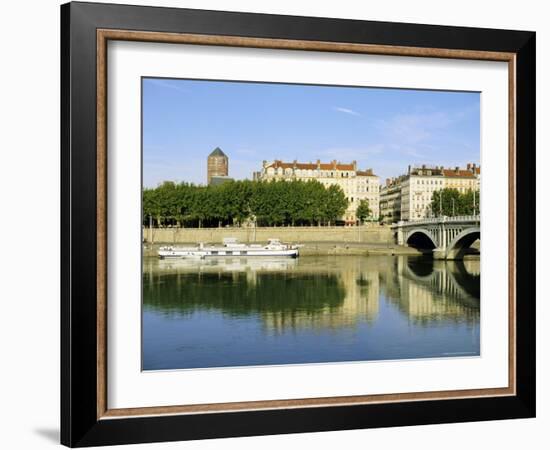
[{"left": 142, "top": 255, "right": 480, "bottom": 370}]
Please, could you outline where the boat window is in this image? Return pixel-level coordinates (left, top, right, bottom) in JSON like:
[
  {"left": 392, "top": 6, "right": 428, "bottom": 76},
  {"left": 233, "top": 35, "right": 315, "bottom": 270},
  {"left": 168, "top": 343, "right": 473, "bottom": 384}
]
[{"left": 211, "top": 251, "right": 218, "bottom": 255}]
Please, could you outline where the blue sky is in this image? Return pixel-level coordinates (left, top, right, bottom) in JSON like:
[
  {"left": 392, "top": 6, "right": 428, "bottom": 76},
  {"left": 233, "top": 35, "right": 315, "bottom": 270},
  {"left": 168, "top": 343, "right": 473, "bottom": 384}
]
[{"left": 143, "top": 78, "right": 480, "bottom": 187}]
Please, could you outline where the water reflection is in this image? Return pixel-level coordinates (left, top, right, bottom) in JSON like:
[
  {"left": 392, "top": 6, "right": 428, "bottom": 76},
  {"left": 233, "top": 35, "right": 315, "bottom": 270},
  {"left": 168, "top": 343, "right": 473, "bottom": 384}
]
[
  {"left": 143, "top": 255, "right": 480, "bottom": 369},
  {"left": 143, "top": 255, "right": 479, "bottom": 333},
  {"left": 380, "top": 257, "right": 480, "bottom": 326}
]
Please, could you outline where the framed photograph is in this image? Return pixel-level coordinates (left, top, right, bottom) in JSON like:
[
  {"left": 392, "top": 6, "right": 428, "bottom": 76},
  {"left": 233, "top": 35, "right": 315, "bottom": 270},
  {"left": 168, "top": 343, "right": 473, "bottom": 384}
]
[{"left": 61, "top": 1, "right": 535, "bottom": 447}]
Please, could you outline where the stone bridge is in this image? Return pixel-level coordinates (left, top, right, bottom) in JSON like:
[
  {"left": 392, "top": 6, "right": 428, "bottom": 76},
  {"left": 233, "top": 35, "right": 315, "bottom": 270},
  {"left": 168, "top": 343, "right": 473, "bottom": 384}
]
[{"left": 392, "top": 215, "right": 480, "bottom": 260}]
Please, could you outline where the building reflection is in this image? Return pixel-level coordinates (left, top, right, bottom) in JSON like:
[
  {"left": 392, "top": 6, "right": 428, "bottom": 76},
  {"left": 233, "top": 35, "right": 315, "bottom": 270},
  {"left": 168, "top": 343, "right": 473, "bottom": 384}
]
[
  {"left": 262, "top": 257, "right": 380, "bottom": 334},
  {"left": 143, "top": 254, "right": 479, "bottom": 332},
  {"left": 378, "top": 257, "right": 479, "bottom": 326}
]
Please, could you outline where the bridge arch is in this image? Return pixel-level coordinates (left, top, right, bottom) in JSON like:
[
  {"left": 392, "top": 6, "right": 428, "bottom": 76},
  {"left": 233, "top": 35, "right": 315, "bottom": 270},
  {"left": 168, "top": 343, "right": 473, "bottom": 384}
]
[
  {"left": 406, "top": 228, "right": 437, "bottom": 250},
  {"left": 446, "top": 227, "right": 480, "bottom": 260},
  {"left": 406, "top": 257, "right": 434, "bottom": 279}
]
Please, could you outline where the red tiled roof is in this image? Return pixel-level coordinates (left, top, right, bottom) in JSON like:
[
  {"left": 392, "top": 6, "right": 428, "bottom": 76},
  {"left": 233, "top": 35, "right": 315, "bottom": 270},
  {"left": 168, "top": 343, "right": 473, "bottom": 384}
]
[
  {"left": 267, "top": 160, "right": 373, "bottom": 173},
  {"left": 356, "top": 170, "right": 376, "bottom": 176},
  {"left": 270, "top": 161, "right": 316, "bottom": 170},
  {"left": 333, "top": 163, "right": 354, "bottom": 171},
  {"left": 442, "top": 169, "right": 477, "bottom": 178},
  {"left": 269, "top": 160, "right": 356, "bottom": 171}
]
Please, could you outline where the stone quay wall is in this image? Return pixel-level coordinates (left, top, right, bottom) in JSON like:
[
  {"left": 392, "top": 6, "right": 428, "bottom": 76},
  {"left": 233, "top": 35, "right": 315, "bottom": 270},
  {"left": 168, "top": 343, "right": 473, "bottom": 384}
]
[{"left": 144, "top": 225, "right": 394, "bottom": 245}]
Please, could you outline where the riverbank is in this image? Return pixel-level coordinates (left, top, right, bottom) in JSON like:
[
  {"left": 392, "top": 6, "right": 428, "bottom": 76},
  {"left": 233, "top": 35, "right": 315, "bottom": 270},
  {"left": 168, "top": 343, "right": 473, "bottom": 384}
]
[
  {"left": 142, "top": 225, "right": 479, "bottom": 258},
  {"left": 143, "top": 224, "right": 394, "bottom": 246},
  {"left": 142, "top": 242, "right": 476, "bottom": 258},
  {"left": 298, "top": 243, "right": 478, "bottom": 258},
  {"left": 299, "top": 242, "right": 423, "bottom": 256}
]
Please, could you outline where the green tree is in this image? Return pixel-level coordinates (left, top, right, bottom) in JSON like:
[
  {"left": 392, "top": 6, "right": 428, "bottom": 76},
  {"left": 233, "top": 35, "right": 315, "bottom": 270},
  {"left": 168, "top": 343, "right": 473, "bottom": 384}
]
[
  {"left": 323, "top": 184, "right": 348, "bottom": 225},
  {"left": 228, "top": 180, "right": 254, "bottom": 225},
  {"left": 356, "top": 199, "right": 372, "bottom": 223},
  {"left": 300, "top": 181, "right": 324, "bottom": 226},
  {"left": 430, "top": 188, "right": 480, "bottom": 217},
  {"left": 143, "top": 178, "right": 357, "bottom": 228},
  {"left": 459, "top": 189, "right": 480, "bottom": 216},
  {"left": 284, "top": 180, "right": 305, "bottom": 225},
  {"left": 190, "top": 186, "right": 211, "bottom": 228}
]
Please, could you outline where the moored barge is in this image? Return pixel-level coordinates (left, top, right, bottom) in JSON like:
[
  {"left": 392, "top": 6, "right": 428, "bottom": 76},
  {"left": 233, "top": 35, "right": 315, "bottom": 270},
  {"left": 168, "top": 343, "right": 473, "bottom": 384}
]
[{"left": 158, "top": 238, "right": 299, "bottom": 259}]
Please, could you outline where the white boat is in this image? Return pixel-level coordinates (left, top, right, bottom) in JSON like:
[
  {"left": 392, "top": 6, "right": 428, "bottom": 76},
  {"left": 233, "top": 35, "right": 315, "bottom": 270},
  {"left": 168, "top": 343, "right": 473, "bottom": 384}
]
[
  {"left": 158, "top": 238, "right": 299, "bottom": 259},
  {"left": 156, "top": 257, "right": 298, "bottom": 273}
]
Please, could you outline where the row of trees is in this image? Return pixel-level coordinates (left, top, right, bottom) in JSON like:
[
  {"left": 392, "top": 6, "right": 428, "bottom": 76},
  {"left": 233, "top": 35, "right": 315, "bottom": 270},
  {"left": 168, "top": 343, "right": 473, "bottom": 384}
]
[
  {"left": 429, "top": 188, "right": 480, "bottom": 217},
  {"left": 143, "top": 179, "right": 359, "bottom": 227}
]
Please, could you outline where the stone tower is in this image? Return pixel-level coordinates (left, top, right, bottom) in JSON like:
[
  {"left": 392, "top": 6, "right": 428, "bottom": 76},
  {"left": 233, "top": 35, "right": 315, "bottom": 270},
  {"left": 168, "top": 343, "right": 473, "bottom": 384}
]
[{"left": 207, "top": 147, "right": 228, "bottom": 184}]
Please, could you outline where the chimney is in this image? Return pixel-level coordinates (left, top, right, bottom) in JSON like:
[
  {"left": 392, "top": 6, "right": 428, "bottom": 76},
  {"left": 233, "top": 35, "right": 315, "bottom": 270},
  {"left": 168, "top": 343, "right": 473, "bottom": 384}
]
[
  {"left": 408, "top": 165, "right": 411, "bottom": 174},
  {"left": 293, "top": 159, "right": 297, "bottom": 168},
  {"left": 467, "top": 163, "right": 471, "bottom": 170},
  {"left": 455, "top": 166, "right": 460, "bottom": 173},
  {"left": 332, "top": 160, "right": 337, "bottom": 169},
  {"left": 316, "top": 159, "right": 321, "bottom": 169},
  {"left": 386, "top": 178, "right": 390, "bottom": 186},
  {"left": 352, "top": 160, "right": 357, "bottom": 171},
  {"left": 262, "top": 160, "right": 267, "bottom": 167},
  {"left": 422, "top": 164, "right": 426, "bottom": 169}
]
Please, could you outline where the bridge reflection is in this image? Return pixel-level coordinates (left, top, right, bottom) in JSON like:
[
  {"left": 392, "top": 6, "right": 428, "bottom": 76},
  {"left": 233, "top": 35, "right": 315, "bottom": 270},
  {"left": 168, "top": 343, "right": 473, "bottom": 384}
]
[
  {"left": 382, "top": 257, "right": 480, "bottom": 326},
  {"left": 143, "top": 255, "right": 480, "bottom": 333}
]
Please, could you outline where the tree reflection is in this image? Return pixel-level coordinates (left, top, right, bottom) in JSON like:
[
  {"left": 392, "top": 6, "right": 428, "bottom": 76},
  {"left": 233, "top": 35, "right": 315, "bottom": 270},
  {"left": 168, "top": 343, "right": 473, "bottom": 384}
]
[{"left": 143, "top": 255, "right": 480, "bottom": 331}]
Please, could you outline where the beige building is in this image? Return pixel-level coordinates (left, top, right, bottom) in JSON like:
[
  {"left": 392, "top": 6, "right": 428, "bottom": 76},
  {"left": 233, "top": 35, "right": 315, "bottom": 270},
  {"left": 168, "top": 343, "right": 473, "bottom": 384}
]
[
  {"left": 380, "top": 163, "right": 480, "bottom": 222},
  {"left": 444, "top": 163, "right": 481, "bottom": 193},
  {"left": 255, "top": 159, "right": 380, "bottom": 223},
  {"left": 207, "top": 147, "right": 228, "bottom": 185},
  {"left": 379, "top": 176, "right": 403, "bottom": 222}
]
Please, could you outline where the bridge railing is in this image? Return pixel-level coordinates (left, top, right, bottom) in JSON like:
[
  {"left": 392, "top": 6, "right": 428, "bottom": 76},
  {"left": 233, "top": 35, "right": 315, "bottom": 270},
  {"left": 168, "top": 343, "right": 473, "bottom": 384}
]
[{"left": 393, "top": 215, "right": 480, "bottom": 227}]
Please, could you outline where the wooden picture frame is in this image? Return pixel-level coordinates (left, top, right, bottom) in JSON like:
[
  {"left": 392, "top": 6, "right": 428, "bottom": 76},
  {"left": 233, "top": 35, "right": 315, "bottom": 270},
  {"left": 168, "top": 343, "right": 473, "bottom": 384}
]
[{"left": 61, "top": 1, "right": 535, "bottom": 447}]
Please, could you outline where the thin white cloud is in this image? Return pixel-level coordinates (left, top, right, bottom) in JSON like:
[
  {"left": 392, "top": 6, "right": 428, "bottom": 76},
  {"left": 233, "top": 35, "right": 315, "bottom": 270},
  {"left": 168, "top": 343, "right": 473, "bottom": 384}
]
[
  {"left": 377, "top": 103, "right": 478, "bottom": 146},
  {"left": 377, "top": 111, "right": 451, "bottom": 144},
  {"left": 145, "top": 79, "right": 191, "bottom": 94},
  {"left": 334, "top": 106, "right": 361, "bottom": 116}
]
